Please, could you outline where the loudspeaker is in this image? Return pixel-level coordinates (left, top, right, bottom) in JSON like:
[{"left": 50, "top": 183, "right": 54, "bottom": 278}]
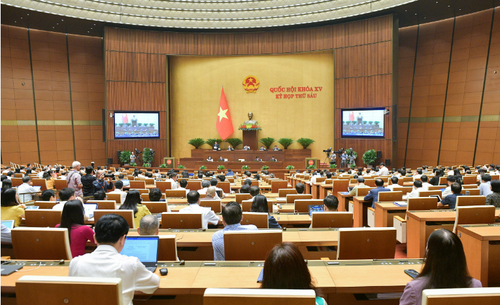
[
  {"left": 385, "top": 159, "right": 391, "bottom": 166},
  {"left": 377, "top": 151, "right": 382, "bottom": 158},
  {"left": 107, "top": 158, "right": 113, "bottom": 165}
]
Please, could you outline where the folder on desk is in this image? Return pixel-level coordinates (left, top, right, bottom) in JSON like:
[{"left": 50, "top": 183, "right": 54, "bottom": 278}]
[{"left": 394, "top": 201, "right": 407, "bottom": 207}]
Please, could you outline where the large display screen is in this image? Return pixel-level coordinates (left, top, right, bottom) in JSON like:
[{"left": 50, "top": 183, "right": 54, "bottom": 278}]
[
  {"left": 114, "top": 112, "right": 160, "bottom": 139},
  {"left": 341, "top": 108, "right": 385, "bottom": 138}
]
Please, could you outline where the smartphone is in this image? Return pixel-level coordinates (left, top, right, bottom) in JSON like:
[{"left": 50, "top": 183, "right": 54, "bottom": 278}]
[{"left": 404, "top": 269, "right": 419, "bottom": 279}]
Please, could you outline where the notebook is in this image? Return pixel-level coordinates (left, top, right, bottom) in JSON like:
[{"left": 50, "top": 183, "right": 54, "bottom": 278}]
[
  {"left": 83, "top": 203, "right": 98, "bottom": 219},
  {"left": 120, "top": 236, "right": 159, "bottom": 272},
  {"left": 1, "top": 220, "right": 15, "bottom": 229},
  {"left": 308, "top": 204, "right": 324, "bottom": 217}
]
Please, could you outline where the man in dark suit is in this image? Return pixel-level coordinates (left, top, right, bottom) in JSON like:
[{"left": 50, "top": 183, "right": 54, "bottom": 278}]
[
  {"left": 364, "top": 178, "right": 390, "bottom": 208},
  {"left": 213, "top": 141, "right": 220, "bottom": 151}
]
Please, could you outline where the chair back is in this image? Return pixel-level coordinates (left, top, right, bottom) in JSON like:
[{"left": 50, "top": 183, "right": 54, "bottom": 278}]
[
  {"left": 364, "top": 179, "right": 376, "bottom": 187},
  {"left": 439, "top": 177, "right": 448, "bottom": 185},
  {"left": 140, "top": 193, "right": 151, "bottom": 201},
  {"left": 278, "top": 188, "right": 297, "bottom": 197},
  {"left": 165, "top": 189, "right": 187, "bottom": 198},
  {"left": 462, "top": 176, "right": 477, "bottom": 184},
  {"left": 294, "top": 199, "right": 324, "bottom": 213},
  {"left": 422, "top": 287, "right": 500, "bottom": 305},
  {"left": 407, "top": 197, "right": 439, "bottom": 211},
  {"left": 94, "top": 210, "right": 135, "bottom": 228},
  {"left": 224, "top": 230, "right": 282, "bottom": 260},
  {"left": 316, "top": 177, "right": 326, "bottom": 183},
  {"left": 356, "top": 187, "right": 374, "bottom": 197},
  {"left": 107, "top": 193, "right": 122, "bottom": 204},
  {"left": 337, "top": 227, "right": 396, "bottom": 260},
  {"left": 129, "top": 180, "right": 146, "bottom": 189},
  {"left": 144, "top": 178, "right": 155, "bottom": 185},
  {"left": 11, "top": 178, "right": 23, "bottom": 187},
  {"left": 392, "top": 186, "right": 412, "bottom": 195},
  {"left": 453, "top": 205, "right": 496, "bottom": 233},
  {"left": 286, "top": 194, "right": 312, "bottom": 203},
  {"left": 271, "top": 180, "right": 288, "bottom": 193},
  {"left": 32, "top": 178, "right": 48, "bottom": 191},
  {"left": 332, "top": 179, "right": 350, "bottom": 196},
  {"left": 456, "top": 195, "right": 486, "bottom": 207},
  {"left": 241, "top": 212, "right": 269, "bottom": 228},
  {"left": 418, "top": 190, "right": 442, "bottom": 198},
  {"left": 311, "top": 212, "right": 353, "bottom": 228},
  {"left": 16, "top": 276, "right": 123, "bottom": 305},
  {"left": 142, "top": 201, "right": 169, "bottom": 214},
  {"left": 33, "top": 201, "right": 57, "bottom": 209},
  {"left": 12, "top": 227, "right": 72, "bottom": 260},
  {"left": 87, "top": 200, "right": 116, "bottom": 210},
  {"left": 199, "top": 200, "right": 222, "bottom": 213},
  {"left": 186, "top": 180, "right": 202, "bottom": 191},
  {"left": 25, "top": 209, "right": 61, "bottom": 227},
  {"left": 218, "top": 181, "right": 231, "bottom": 193},
  {"left": 235, "top": 193, "right": 252, "bottom": 203},
  {"left": 161, "top": 212, "right": 203, "bottom": 229},
  {"left": 134, "top": 189, "right": 149, "bottom": 194},
  {"left": 460, "top": 189, "right": 480, "bottom": 195},
  {"left": 378, "top": 191, "right": 403, "bottom": 202},
  {"left": 427, "top": 185, "right": 443, "bottom": 191},
  {"left": 158, "top": 235, "right": 178, "bottom": 261},
  {"left": 203, "top": 288, "right": 316, "bottom": 305},
  {"left": 156, "top": 181, "right": 172, "bottom": 192},
  {"left": 54, "top": 179, "right": 68, "bottom": 190},
  {"left": 241, "top": 199, "right": 253, "bottom": 212}
]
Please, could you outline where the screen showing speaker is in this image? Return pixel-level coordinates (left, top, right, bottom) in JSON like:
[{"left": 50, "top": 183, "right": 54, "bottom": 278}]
[
  {"left": 341, "top": 108, "right": 385, "bottom": 138},
  {"left": 114, "top": 112, "right": 160, "bottom": 139}
]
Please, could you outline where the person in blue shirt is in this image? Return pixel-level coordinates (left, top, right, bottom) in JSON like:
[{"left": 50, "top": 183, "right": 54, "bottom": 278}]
[
  {"left": 364, "top": 178, "right": 390, "bottom": 208},
  {"left": 438, "top": 182, "right": 462, "bottom": 209},
  {"left": 226, "top": 169, "right": 234, "bottom": 176},
  {"left": 212, "top": 202, "right": 257, "bottom": 260}
]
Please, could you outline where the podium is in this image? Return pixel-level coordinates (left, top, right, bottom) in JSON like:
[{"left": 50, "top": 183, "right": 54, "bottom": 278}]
[{"left": 242, "top": 130, "right": 258, "bottom": 150}]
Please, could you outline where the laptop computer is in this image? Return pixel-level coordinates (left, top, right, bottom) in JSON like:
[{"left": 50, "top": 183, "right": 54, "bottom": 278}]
[
  {"left": 25, "top": 206, "right": 39, "bottom": 210},
  {"left": 1, "top": 220, "right": 15, "bottom": 229},
  {"left": 430, "top": 194, "right": 442, "bottom": 203},
  {"left": 83, "top": 203, "right": 98, "bottom": 219},
  {"left": 120, "top": 236, "right": 159, "bottom": 272},
  {"left": 308, "top": 204, "right": 324, "bottom": 217}
]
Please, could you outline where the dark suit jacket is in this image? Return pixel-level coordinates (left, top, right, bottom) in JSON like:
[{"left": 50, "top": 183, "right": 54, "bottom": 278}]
[{"left": 364, "top": 186, "right": 391, "bottom": 208}]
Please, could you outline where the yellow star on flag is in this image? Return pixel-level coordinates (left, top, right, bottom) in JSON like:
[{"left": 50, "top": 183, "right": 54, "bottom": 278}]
[{"left": 218, "top": 107, "right": 228, "bottom": 122}]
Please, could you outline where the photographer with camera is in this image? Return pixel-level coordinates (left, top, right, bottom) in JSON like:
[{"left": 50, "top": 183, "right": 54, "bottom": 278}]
[
  {"left": 93, "top": 170, "right": 114, "bottom": 195},
  {"left": 81, "top": 166, "right": 97, "bottom": 197}
]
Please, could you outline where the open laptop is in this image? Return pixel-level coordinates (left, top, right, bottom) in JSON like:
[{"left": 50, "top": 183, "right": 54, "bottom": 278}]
[
  {"left": 120, "top": 236, "right": 159, "bottom": 272},
  {"left": 1, "top": 220, "right": 14, "bottom": 229},
  {"left": 308, "top": 204, "right": 324, "bottom": 217},
  {"left": 83, "top": 203, "right": 98, "bottom": 219},
  {"left": 430, "top": 194, "right": 442, "bottom": 203}
]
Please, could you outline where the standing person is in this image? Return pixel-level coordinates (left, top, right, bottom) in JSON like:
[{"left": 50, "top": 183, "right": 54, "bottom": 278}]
[
  {"left": 119, "top": 190, "right": 152, "bottom": 228},
  {"left": 340, "top": 151, "right": 348, "bottom": 168},
  {"left": 130, "top": 151, "right": 136, "bottom": 164},
  {"left": 81, "top": 166, "right": 97, "bottom": 197},
  {"left": 66, "top": 161, "right": 83, "bottom": 197},
  {"left": 399, "top": 229, "right": 481, "bottom": 305},
  {"left": 69, "top": 214, "right": 159, "bottom": 305},
  {"left": 213, "top": 141, "right": 220, "bottom": 151},
  {"left": 261, "top": 243, "right": 327, "bottom": 305},
  {"left": 56, "top": 200, "right": 96, "bottom": 257}
]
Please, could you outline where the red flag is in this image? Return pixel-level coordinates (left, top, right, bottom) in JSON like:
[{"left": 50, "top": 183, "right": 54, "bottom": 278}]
[
  {"left": 216, "top": 88, "right": 234, "bottom": 140},
  {"left": 349, "top": 111, "right": 355, "bottom": 122}
]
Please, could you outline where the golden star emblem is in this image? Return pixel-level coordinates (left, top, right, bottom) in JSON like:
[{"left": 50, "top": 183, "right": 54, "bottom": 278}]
[{"left": 218, "top": 107, "right": 228, "bottom": 122}]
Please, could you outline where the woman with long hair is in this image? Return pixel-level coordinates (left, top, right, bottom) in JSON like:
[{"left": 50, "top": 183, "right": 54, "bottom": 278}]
[
  {"left": 251, "top": 194, "right": 281, "bottom": 228},
  {"left": 119, "top": 190, "right": 151, "bottom": 228},
  {"left": 43, "top": 170, "right": 57, "bottom": 190},
  {"left": 261, "top": 243, "right": 326, "bottom": 305},
  {"left": 1, "top": 188, "right": 25, "bottom": 226},
  {"left": 399, "top": 229, "right": 481, "bottom": 305},
  {"left": 56, "top": 200, "right": 95, "bottom": 257}
]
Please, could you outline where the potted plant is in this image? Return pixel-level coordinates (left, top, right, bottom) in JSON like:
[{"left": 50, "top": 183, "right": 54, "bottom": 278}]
[
  {"left": 374, "top": 121, "right": 380, "bottom": 127},
  {"left": 278, "top": 138, "right": 294, "bottom": 149},
  {"left": 297, "top": 138, "right": 315, "bottom": 149},
  {"left": 199, "top": 165, "right": 207, "bottom": 170},
  {"left": 118, "top": 123, "right": 124, "bottom": 127},
  {"left": 330, "top": 163, "right": 337, "bottom": 169},
  {"left": 138, "top": 123, "right": 143, "bottom": 127},
  {"left": 159, "top": 163, "right": 167, "bottom": 168},
  {"left": 258, "top": 137, "right": 275, "bottom": 150},
  {"left": 226, "top": 138, "right": 243, "bottom": 149},
  {"left": 286, "top": 165, "right": 295, "bottom": 170},
  {"left": 119, "top": 150, "right": 131, "bottom": 165},
  {"left": 149, "top": 123, "right": 155, "bottom": 127},
  {"left": 307, "top": 164, "right": 316, "bottom": 170},
  {"left": 350, "top": 163, "right": 356, "bottom": 169},
  {"left": 178, "top": 165, "right": 186, "bottom": 169},
  {"left": 261, "top": 165, "right": 270, "bottom": 170},
  {"left": 188, "top": 138, "right": 205, "bottom": 149},
  {"left": 130, "top": 162, "right": 137, "bottom": 167},
  {"left": 362, "top": 121, "right": 367, "bottom": 125},
  {"left": 362, "top": 149, "right": 378, "bottom": 168},
  {"left": 241, "top": 165, "right": 250, "bottom": 170},
  {"left": 142, "top": 148, "right": 154, "bottom": 167},
  {"left": 217, "top": 165, "right": 226, "bottom": 171}
]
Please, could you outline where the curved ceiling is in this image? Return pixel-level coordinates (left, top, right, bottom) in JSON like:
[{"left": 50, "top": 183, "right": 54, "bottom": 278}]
[{"left": 3, "top": 0, "right": 416, "bottom": 29}]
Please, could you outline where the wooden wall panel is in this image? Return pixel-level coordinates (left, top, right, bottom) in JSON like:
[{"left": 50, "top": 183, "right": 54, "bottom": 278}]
[{"left": 106, "top": 82, "right": 166, "bottom": 111}]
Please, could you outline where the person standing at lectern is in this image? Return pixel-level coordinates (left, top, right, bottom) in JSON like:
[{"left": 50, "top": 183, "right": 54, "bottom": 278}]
[
  {"left": 213, "top": 141, "right": 219, "bottom": 151},
  {"left": 273, "top": 145, "right": 279, "bottom": 151}
]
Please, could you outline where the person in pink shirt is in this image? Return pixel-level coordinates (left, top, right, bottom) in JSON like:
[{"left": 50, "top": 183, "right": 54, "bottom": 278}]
[{"left": 56, "top": 200, "right": 95, "bottom": 257}]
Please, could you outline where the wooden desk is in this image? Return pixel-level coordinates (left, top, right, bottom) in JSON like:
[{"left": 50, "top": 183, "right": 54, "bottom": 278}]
[
  {"left": 374, "top": 202, "right": 407, "bottom": 228},
  {"left": 337, "top": 192, "right": 352, "bottom": 212},
  {"left": 312, "top": 183, "right": 322, "bottom": 199},
  {"left": 457, "top": 224, "right": 500, "bottom": 287},
  {"left": 352, "top": 196, "right": 371, "bottom": 227},
  {"left": 320, "top": 184, "right": 332, "bottom": 199}
]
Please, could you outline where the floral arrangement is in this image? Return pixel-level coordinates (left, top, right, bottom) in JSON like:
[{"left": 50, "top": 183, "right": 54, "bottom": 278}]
[{"left": 238, "top": 122, "right": 262, "bottom": 131}]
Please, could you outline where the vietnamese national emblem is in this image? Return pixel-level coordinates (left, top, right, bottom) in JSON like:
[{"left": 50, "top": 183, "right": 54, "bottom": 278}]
[{"left": 242, "top": 75, "right": 260, "bottom": 93}]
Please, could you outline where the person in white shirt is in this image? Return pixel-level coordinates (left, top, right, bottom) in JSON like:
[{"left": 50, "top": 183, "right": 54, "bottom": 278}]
[
  {"left": 209, "top": 178, "right": 225, "bottom": 198},
  {"left": 16, "top": 176, "right": 39, "bottom": 203},
  {"left": 52, "top": 188, "right": 87, "bottom": 217},
  {"left": 165, "top": 172, "right": 178, "bottom": 190},
  {"left": 177, "top": 179, "right": 189, "bottom": 196},
  {"left": 107, "top": 180, "right": 127, "bottom": 204},
  {"left": 405, "top": 180, "right": 423, "bottom": 200},
  {"left": 377, "top": 163, "right": 389, "bottom": 176},
  {"left": 413, "top": 168, "right": 423, "bottom": 181},
  {"left": 479, "top": 174, "right": 493, "bottom": 196},
  {"left": 197, "top": 180, "right": 211, "bottom": 195},
  {"left": 386, "top": 177, "right": 399, "bottom": 191},
  {"left": 181, "top": 191, "right": 220, "bottom": 229},
  {"left": 420, "top": 175, "right": 432, "bottom": 190},
  {"left": 69, "top": 214, "right": 159, "bottom": 305}
]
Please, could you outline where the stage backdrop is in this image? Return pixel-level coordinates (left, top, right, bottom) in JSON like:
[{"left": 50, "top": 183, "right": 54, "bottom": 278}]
[{"left": 169, "top": 51, "right": 334, "bottom": 161}]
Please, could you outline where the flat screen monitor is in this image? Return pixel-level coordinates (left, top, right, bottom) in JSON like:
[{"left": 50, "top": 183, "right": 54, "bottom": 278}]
[
  {"left": 341, "top": 108, "right": 385, "bottom": 138},
  {"left": 114, "top": 112, "right": 160, "bottom": 139}
]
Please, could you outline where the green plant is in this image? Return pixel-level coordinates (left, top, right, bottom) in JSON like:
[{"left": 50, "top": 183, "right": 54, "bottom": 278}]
[
  {"left": 286, "top": 165, "right": 295, "bottom": 170},
  {"left": 126, "top": 123, "right": 131, "bottom": 127},
  {"left": 374, "top": 121, "right": 380, "bottom": 125},
  {"left": 350, "top": 163, "right": 356, "bottom": 168},
  {"left": 119, "top": 150, "right": 131, "bottom": 164},
  {"left": 363, "top": 121, "right": 367, "bottom": 125},
  {"left": 188, "top": 138, "right": 205, "bottom": 149},
  {"left": 149, "top": 123, "right": 155, "bottom": 127},
  {"left": 241, "top": 165, "right": 250, "bottom": 170},
  {"left": 261, "top": 165, "right": 270, "bottom": 170},
  {"left": 362, "top": 149, "right": 378, "bottom": 166},
  {"left": 130, "top": 162, "right": 137, "bottom": 167},
  {"left": 330, "top": 163, "right": 337, "bottom": 169},
  {"left": 307, "top": 164, "right": 316, "bottom": 170},
  {"left": 159, "top": 163, "right": 167, "bottom": 168},
  {"left": 143, "top": 163, "right": 151, "bottom": 167},
  {"left": 297, "top": 138, "right": 315, "bottom": 149},
  {"left": 226, "top": 138, "right": 243, "bottom": 149},
  {"left": 138, "top": 123, "right": 143, "bottom": 127},
  {"left": 259, "top": 137, "right": 275, "bottom": 149},
  {"left": 142, "top": 148, "right": 154, "bottom": 166},
  {"left": 217, "top": 165, "right": 226, "bottom": 170},
  {"left": 369, "top": 121, "right": 373, "bottom": 124},
  {"left": 206, "top": 138, "right": 222, "bottom": 148},
  {"left": 278, "top": 138, "right": 294, "bottom": 149},
  {"left": 199, "top": 165, "right": 207, "bottom": 170},
  {"left": 178, "top": 165, "right": 186, "bottom": 169}
]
